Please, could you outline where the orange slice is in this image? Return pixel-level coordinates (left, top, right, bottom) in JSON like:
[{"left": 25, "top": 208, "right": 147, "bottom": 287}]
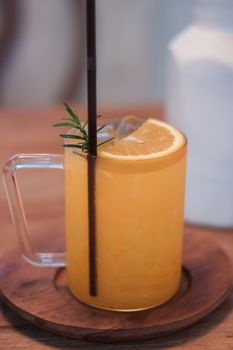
[{"left": 99, "top": 118, "right": 186, "bottom": 160}]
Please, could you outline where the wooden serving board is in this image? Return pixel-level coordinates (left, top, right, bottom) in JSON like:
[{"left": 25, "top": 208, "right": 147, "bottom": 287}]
[{"left": 0, "top": 233, "right": 232, "bottom": 343}]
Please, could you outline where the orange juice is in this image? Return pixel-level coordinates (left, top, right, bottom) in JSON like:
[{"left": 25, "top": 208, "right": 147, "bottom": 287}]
[{"left": 65, "top": 119, "right": 187, "bottom": 311}]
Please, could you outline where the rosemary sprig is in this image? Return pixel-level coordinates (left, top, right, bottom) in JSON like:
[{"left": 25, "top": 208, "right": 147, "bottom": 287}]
[{"left": 53, "top": 102, "right": 114, "bottom": 153}]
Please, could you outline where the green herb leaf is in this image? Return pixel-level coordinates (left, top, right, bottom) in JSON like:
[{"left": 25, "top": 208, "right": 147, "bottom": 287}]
[
  {"left": 63, "top": 144, "right": 85, "bottom": 149},
  {"left": 60, "top": 134, "right": 84, "bottom": 140},
  {"left": 98, "top": 137, "right": 115, "bottom": 147},
  {"left": 54, "top": 102, "right": 115, "bottom": 154},
  {"left": 97, "top": 124, "right": 106, "bottom": 133},
  {"left": 63, "top": 102, "right": 79, "bottom": 122},
  {"left": 60, "top": 117, "right": 76, "bottom": 122}
]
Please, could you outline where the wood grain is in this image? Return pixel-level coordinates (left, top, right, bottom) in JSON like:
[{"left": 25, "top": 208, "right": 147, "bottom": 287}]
[
  {"left": 0, "top": 105, "right": 233, "bottom": 349},
  {"left": 0, "top": 232, "right": 232, "bottom": 343}
]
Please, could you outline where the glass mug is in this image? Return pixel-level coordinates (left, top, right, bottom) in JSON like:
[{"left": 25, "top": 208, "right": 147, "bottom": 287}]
[{"left": 3, "top": 130, "right": 187, "bottom": 312}]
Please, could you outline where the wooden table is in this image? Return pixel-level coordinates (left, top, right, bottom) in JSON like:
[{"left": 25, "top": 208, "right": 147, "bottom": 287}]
[{"left": 0, "top": 105, "right": 233, "bottom": 349}]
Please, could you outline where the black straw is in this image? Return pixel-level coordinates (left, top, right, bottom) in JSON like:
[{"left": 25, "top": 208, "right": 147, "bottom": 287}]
[{"left": 86, "top": 0, "right": 97, "bottom": 296}]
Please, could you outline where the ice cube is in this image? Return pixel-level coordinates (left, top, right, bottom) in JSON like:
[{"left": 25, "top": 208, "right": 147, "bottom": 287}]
[
  {"left": 97, "top": 123, "right": 115, "bottom": 143},
  {"left": 115, "top": 116, "right": 143, "bottom": 139}
]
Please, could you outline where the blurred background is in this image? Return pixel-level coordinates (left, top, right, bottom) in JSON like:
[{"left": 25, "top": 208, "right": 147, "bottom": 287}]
[
  {"left": 0, "top": 0, "right": 232, "bottom": 228},
  {"left": 0, "top": 0, "right": 191, "bottom": 108}
]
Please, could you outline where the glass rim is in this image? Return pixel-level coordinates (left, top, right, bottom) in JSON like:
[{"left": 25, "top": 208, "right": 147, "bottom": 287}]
[{"left": 63, "top": 123, "right": 188, "bottom": 163}]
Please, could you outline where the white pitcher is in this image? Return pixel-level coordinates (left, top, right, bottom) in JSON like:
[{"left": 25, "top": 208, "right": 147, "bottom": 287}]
[{"left": 165, "top": 0, "right": 233, "bottom": 227}]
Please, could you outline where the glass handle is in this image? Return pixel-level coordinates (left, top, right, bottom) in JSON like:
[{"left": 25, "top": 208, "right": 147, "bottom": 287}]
[{"left": 2, "top": 153, "right": 65, "bottom": 267}]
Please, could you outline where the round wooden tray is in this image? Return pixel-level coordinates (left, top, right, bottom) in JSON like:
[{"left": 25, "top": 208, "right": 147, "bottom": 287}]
[{"left": 0, "top": 233, "right": 232, "bottom": 343}]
